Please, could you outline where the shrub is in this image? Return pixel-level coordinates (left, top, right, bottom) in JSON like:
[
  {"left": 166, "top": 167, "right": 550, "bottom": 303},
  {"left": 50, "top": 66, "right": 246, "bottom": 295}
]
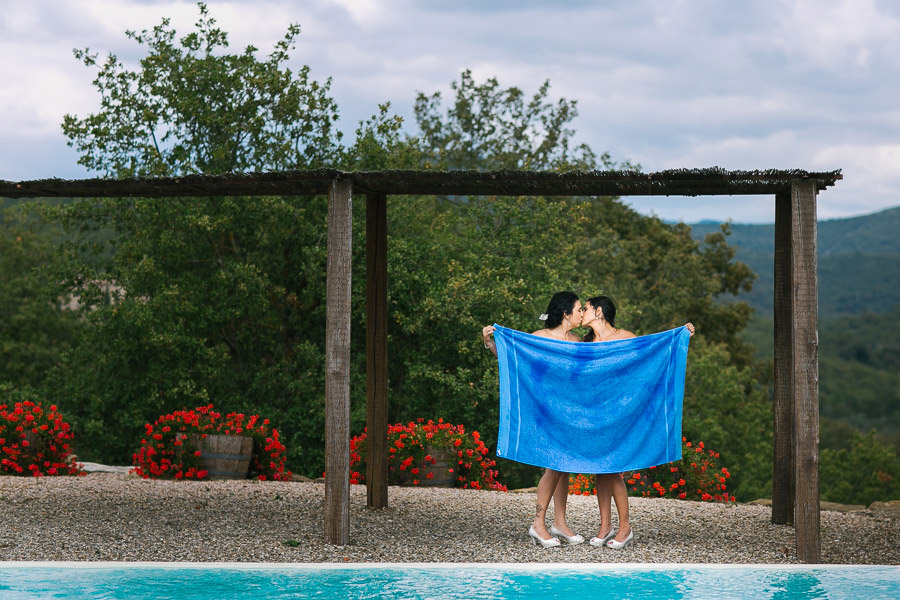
[
  {"left": 821, "top": 430, "right": 899, "bottom": 505},
  {"left": 350, "top": 418, "right": 507, "bottom": 491},
  {"left": 681, "top": 340, "right": 772, "bottom": 502},
  {"left": 568, "top": 437, "right": 734, "bottom": 502},
  {"left": 0, "top": 385, "right": 81, "bottom": 476},
  {"left": 132, "top": 404, "right": 291, "bottom": 481}
]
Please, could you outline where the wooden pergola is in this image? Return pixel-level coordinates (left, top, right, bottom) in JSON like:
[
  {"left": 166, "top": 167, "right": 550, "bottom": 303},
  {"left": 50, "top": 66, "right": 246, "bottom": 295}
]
[{"left": 1, "top": 167, "right": 841, "bottom": 563}]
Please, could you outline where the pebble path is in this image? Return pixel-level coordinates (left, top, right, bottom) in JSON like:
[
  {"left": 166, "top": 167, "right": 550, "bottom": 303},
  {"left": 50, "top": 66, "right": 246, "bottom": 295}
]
[{"left": 0, "top": 473, "right": 896, "bottom": 564}]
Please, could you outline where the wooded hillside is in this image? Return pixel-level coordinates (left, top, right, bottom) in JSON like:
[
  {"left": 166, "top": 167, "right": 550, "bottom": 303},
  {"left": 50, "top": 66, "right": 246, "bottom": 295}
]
[{"left": 691, "top": 207, "right": 900, "bottom": 452}]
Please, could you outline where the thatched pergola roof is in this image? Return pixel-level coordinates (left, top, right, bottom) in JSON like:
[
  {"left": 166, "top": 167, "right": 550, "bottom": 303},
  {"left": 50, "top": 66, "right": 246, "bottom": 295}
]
[{"left": 1, "top": 167, "right": 842, "bottom": 199}]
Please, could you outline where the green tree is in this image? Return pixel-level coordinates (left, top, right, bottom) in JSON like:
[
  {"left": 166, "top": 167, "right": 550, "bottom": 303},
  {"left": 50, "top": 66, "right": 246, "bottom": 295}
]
[
  {"left": 821, "top": 431, "right": 899, "bottom": 505},
  {"left": 62, "top": 2, "right": 342, "bottom": 177},
  {"left": 819, "top": 308, "right": 900, "bottom": 450},
  {"left": 50, "top": 3, "right": 420, "bottom": 471},
  {"left": 50, "top": 3, "right": 346, "bottom": 469},
  {"left": 45, "top": 195, "right": 334, "bottom": 467},
  {"left": 0, "top": 201, "right": 84, "bottom": 389},
  {"left": 680, "top": 339, "right": 772, "bottom": 501},
  {"left": 383, "top": 193, "right": 586, "bottom": 486},
  {"left": 413, "top": 69, "right": 602, "bottom": 170},
  {"left": 573, "top": 205, "right": 757, "bottom": 367}
]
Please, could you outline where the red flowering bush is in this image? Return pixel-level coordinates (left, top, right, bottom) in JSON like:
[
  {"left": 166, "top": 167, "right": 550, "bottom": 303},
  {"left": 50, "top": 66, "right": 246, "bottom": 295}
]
[
  {"left": 0, "top": 389, "right": 82, "bottom": 476},
  {"left": 568, "top": 473, "right": 597, "bottom": 495},
  {"left": 350, "top": 418, "right": 506, "bottom": 491},
  {"left": 568, "top": 437, "right": 734, "bottom": 502},
  {"left": 132, "top": 404, "right": 291, "bottom": 481}
]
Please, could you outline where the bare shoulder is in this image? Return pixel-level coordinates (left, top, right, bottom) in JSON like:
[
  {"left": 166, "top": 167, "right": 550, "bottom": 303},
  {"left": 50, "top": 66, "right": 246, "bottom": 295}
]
[
  {"left": 531, "top": 329, "right": 551, "bottom": 337},
  {"left": 613, "top": 329, "right": 636, "bottom": 340}
]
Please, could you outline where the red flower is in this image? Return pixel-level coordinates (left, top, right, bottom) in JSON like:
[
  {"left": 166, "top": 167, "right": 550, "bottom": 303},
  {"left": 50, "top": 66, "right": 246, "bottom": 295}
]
[
  {"left": 347, "top": 419, "right": 506, "bottom": 491},
  {"left": 0, "top": 400, "right": 80, "bottom": 477},
  {"left": 586, "top": 438, "right": 731, "bottom": 503},
  {"left": 131, "top": 406, "right": 291, "bottom": 481}
]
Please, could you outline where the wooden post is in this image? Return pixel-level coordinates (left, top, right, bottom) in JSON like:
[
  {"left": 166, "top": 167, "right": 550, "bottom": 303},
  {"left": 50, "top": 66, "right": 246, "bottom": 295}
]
[
  {"left": 791, "top": 180, "right": 820, "bottom": 563},
  {"left": 324, "top": 178, "right": 353, "bottom": 545},
  {"left": 366, "top": 193, "right": 389, "bottom": 509},
  {"left": 772, "top": 191, "right": 794, "bottom": 524}
]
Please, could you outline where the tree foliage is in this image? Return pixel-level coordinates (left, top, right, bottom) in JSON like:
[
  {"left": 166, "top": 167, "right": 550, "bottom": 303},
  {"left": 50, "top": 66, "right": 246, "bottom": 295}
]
[
  {"left": 62, "top": 2, "right": 341, "bottom": 177},
  {"left": 821, "top": 431, "right": 899, "bottom": 505},
  {"left": 680, "top": 340, "right": 772, "bottom": 501},
  {"left": 413, "top": 69, "right": 602, "bottom": 171},
  {"left": 573, "top": 208, "right": 758, "bottom": 368},
  {"left": 43, "top": 194, "right": 333, "bottom": 467},
  {"left": 383, "top": 193, "right": 586, "bottom": 486},
  {"left": 0, "top": 202, "right": 84, "bottom": 388}
]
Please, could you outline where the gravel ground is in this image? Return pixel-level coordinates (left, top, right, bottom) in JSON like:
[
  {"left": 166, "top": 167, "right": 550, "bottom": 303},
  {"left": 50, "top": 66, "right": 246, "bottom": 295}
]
[{"left": 0, "top": 472, "right": 896, "bottom": 564}]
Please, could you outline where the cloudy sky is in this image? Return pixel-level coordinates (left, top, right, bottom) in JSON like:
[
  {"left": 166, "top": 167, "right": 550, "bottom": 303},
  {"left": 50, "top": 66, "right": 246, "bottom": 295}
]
[{"left": 2, "top": 0, "right": 898, "bottom": 223}]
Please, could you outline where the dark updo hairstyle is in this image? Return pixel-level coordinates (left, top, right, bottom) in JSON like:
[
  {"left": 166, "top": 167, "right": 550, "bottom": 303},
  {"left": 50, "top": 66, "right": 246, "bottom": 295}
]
[
  {"left": 582, "top": 295, "right": 616, "bottom": 342},
  {"left": 542, "top": 291, "right": 579, "bottom": 328}
]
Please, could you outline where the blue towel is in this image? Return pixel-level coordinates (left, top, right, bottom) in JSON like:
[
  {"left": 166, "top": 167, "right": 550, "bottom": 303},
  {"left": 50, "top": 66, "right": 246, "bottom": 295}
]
[{"left": 494, "top": 324, "right": 690, "bottom": 474}]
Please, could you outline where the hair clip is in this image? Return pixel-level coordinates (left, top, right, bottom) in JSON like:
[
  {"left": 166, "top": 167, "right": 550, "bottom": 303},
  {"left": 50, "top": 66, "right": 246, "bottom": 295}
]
[{"left": 538, "top": 313, "right": 549, "bottom": 321}]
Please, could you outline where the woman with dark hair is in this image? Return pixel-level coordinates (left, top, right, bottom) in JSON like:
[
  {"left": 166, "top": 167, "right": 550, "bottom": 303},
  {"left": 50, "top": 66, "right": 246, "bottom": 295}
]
[
  {"left": 580, "top": 295, "right": 694, "bottom": 550},
  {"left": 482, "top": 291, "right": 584, "bottom": 548}
]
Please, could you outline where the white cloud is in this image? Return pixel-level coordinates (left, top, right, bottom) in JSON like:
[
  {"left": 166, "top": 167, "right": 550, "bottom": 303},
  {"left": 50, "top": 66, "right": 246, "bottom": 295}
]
[
  {"left": 316, "top": 0, "right": 385, "bottom": 28},
  {"left": 810, "top": 143, "right": 900, "bottom": 218},
  {"left": 773, "top": 0, "right": 900, "bottom": 71}
]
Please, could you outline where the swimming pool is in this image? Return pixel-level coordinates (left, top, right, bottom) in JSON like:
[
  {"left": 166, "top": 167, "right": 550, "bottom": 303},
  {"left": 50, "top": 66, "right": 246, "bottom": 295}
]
[{"left": 1, "top": 562, "right": 897, "bottom": 599}]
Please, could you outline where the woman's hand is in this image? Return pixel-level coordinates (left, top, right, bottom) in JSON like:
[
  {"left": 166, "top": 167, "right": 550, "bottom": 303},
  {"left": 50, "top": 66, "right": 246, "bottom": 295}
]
[
  {"left": 482, "top": 325, "right": 497, "bottom": 356},
  {"left": 685, "top": 322, "right": 695, "bottom": 337}
]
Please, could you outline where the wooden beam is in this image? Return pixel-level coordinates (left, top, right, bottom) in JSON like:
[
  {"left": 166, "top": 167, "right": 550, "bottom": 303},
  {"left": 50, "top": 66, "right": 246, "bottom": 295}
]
[
  {"left": 324, "top": 178, "right": 353, "bottom": 545},
  {"left": 772, "top": 191, "right": 794, "bottom": 524},
  {"left": 791, "top": 180, "right": 820, "bottom": 563},
  {"left": 366, "top": 193, "right": 389, "bottom": 509}
]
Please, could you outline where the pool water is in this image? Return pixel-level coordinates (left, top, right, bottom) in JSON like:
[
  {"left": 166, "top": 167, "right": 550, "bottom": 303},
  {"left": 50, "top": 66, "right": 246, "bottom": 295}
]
[{"left": 1, "top": 563, "right": 897, "bottom": 599}]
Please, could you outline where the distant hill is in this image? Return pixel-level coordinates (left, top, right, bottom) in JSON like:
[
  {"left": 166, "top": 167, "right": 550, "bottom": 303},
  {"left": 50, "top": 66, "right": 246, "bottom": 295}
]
[
  {"left": 690, "top": 206, "right": 900, "bottom": 319},
  {"left": 690, "top": 205, "right": 900, "bottom": 255},
  {"left": 691, "top": 206, "right": 900, "bottom": 450}
]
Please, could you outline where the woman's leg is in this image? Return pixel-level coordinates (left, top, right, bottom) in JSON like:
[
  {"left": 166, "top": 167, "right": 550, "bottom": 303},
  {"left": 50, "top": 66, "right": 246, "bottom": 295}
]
[
  {"left": 551, "top": 472, "right": 575, "bottom": 536},
  {"left": 533, "top": 468, "right": 563, "bottom": 539},
  {"left": 610, "top": 473, "right": 631, "bottom": 541},
  {"left": 594, "top": 474, "right": 613, "bottom": 538}
]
